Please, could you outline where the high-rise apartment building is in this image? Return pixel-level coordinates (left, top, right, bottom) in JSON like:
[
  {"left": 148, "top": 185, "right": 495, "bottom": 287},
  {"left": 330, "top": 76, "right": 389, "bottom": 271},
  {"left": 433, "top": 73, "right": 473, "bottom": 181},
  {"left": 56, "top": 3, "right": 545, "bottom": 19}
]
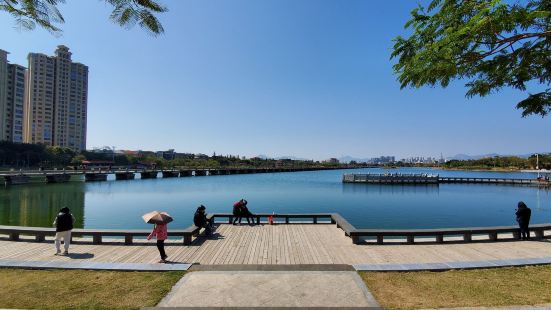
[
  {"left": 25, "top": 45, "right": 88, "bottom": 151},
  {"left": 0, "top": 49, "right": 26, "bottom": 142},
  {"left": 6, "top": 64, "right": 26, "bottom": 142},
  {"left": 0, "top": 49, "right": 8, "bottom": 141}
]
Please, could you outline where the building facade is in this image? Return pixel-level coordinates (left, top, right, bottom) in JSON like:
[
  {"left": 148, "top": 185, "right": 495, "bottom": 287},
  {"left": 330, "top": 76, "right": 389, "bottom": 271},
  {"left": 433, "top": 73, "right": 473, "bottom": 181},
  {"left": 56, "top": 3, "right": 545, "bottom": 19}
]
[
  {"left": 25, "top": 45, "right": 88, "bottom": 151},
  {"left": 0, "top": 49, "right": 8, "bottom": 141},
  {"left": 6, "top": 64, "right": 26, "bottom": 142},
  {"left": 0, "top": 49, "right": 26, "bottom": 142}
]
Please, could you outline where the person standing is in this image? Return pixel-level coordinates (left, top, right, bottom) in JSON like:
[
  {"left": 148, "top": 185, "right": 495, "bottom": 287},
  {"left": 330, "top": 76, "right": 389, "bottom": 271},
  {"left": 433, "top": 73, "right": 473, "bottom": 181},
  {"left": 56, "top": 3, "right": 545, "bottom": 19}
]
[
  {"left": 53, "top": 207, "right": 75, "bottom": 255},
  {"left": 516, "top": 201, "right": 532, "bottom": 240},
  {"left": 147, "top": 223, "right": 168, "bottom": 263}
]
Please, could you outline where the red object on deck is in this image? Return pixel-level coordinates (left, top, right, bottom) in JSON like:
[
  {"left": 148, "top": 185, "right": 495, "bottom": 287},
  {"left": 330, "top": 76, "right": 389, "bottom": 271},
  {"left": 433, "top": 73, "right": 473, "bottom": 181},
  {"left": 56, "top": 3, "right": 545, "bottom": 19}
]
[{"left": 268, "top": 215, "right": 274, "bottom": 225}]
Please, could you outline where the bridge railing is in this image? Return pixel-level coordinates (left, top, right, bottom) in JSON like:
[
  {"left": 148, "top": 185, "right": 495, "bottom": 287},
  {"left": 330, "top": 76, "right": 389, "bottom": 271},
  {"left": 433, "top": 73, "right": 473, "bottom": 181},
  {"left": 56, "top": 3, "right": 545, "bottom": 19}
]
[{"left": 0, "top": 166, "right": 368, "bottom": 176}]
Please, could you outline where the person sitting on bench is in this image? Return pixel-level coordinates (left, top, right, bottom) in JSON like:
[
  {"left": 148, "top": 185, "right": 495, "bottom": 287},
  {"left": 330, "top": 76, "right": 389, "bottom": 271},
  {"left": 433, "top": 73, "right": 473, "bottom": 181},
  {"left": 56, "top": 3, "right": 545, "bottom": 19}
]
[{"left": 194, "top": 205, "right": 213, "bottom": 236}]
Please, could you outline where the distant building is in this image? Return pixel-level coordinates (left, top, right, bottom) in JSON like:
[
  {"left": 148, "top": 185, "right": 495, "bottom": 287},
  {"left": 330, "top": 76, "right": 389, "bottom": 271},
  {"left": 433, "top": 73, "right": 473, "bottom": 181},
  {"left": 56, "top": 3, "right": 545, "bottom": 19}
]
[
  {"left": 0, "top": 49, "right": 26, "bottom": 143},
  {"left": 194, "top": 153, "right": 209, "bottom": 160},
  {"left": 402, "top": 156, "right": 438, "bottom": 164},
  {"left": 6, "top": 63, "right": 26, "bottom": 143},
  {"left": 368, "top": 156, "right": 395, "bottom": 164},
  {"left": 0, "top": 50, "right": 8, "bottom": 141},
  {"left": 156, "top": 149, "right": 176, "bottom": 160},
  {"left": 24, "top": 46, "right": 88, "bottom": 151},
  {"left": 327, "top": 158, "right": 339, "bottom": 164},
  {"left": 174, "top": 152, "right": 194, "bottom": 159}
]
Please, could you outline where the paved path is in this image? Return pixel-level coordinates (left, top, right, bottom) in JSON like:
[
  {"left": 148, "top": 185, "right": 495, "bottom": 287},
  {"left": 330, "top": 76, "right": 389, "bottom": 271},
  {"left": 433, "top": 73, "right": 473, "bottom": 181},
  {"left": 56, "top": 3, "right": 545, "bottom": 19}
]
[
  {"left": 156, "top": 271, "right": 380, "bottom": 308},
  {"left": 1, "top": 224, "right": 551, "bottom": 270}
]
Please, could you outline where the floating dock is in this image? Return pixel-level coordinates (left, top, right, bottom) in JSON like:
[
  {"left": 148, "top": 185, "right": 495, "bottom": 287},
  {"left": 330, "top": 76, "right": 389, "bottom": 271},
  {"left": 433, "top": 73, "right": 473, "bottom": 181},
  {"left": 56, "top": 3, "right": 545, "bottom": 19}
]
[
  {"left": 343, "top": 173, "right": 551, "bottom": 186},
  {"left": 343, "top": 173, "right": 439, "bottom": 184}
]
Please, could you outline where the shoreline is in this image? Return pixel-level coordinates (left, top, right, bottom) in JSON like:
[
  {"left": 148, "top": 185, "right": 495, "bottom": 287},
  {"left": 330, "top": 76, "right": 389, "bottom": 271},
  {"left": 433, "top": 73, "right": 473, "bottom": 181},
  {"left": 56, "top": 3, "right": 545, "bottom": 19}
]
[{"left": 441, "top": 167, "right": 545, "bottom": 173}]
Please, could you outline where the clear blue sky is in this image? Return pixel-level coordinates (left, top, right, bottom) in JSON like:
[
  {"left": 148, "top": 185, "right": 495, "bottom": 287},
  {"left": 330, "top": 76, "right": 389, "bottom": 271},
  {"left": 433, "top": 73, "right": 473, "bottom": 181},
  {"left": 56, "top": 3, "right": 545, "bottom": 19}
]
[{"left": 1, "top": 0, "right": 549, "bottom": 160}]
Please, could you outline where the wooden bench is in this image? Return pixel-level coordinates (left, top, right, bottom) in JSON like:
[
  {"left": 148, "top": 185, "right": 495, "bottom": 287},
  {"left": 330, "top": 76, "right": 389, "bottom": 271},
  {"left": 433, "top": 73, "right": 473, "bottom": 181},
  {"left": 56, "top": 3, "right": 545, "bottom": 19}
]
[
  {"left": 350, "top": 224, "right": 551, "bottom": 244},
  {"left": 210, "top": 213, "right": 334, "bottom": 225},
  {"left": 0, "top": 214, "right": 216, "bottom": 245},
  {"left": 2, "top": 214, "right": 550, "bottom": 246}
]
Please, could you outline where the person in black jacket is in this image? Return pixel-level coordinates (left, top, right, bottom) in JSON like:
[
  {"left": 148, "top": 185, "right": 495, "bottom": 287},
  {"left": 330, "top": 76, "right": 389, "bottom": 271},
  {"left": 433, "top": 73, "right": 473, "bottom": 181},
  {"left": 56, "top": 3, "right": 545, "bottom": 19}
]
[
  {"left": 516, "top": 201, "right": 532, "bottom": 240},
  {"left": 241, "top": 200, "right": 255, "bottom": 225},
  {"left": 53, "top": 207, "right": 75, "bottom": 255},
  {"left": 193, "top": 205, "right": 213, "bottom": 235}
]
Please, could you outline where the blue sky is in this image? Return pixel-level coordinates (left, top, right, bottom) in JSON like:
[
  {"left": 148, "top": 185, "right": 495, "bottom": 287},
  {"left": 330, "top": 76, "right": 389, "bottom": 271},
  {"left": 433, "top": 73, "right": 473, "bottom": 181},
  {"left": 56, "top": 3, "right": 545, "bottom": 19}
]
[{"left": 1, "top": 0, "right": 549, "bottom": 160}]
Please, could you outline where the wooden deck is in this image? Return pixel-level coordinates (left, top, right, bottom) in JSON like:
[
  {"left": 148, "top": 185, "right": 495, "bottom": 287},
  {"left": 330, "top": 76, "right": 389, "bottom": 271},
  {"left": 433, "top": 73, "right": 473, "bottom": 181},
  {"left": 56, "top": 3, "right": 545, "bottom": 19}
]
[{"left": 1, "top": 224, "right": 551, "bottom": 265}]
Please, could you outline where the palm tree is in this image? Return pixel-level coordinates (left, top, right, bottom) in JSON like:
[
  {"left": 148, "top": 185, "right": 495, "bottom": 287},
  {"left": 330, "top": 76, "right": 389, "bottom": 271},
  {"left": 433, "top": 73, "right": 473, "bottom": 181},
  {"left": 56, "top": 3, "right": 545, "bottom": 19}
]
[{"left": 1, "top": 0, "right": 167, "bottom": 36}]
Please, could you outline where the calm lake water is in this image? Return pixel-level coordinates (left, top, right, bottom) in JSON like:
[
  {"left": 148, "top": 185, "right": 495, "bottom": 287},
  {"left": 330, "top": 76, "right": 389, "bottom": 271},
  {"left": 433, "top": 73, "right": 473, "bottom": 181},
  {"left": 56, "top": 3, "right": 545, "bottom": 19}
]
[{"left": 1, "top": 168, "right": 550, "bottom": 229}]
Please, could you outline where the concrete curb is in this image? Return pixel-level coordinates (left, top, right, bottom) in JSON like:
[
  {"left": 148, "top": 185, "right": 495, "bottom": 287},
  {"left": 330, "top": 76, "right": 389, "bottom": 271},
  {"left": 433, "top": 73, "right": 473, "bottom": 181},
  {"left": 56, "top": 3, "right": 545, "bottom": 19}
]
[
  {"left": 354, "top": 256, "right": 551, "bottom": 271},
  {"left": 189, "top": 264, "right": 355, "bottom": 271},
  {"left": 0, "top": 259, "right": 191, "bottom": 271}
]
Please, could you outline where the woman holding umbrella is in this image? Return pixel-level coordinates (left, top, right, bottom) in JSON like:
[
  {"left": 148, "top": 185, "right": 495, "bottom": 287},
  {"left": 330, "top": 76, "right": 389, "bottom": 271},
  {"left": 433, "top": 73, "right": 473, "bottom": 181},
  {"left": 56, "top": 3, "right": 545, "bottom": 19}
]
[{"left": 143, "top": 211, "right": 173, "bottom": 263}]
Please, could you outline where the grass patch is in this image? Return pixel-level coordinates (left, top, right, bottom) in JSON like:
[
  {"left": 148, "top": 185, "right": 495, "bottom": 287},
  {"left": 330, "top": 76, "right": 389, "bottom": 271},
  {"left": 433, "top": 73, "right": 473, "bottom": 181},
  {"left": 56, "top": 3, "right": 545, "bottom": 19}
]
[
  {"left": 361, "top": 265, "right": 551, "bottom": 310},
  {"left": 0, "top": 269, "right": 184, "bottom": 309}
]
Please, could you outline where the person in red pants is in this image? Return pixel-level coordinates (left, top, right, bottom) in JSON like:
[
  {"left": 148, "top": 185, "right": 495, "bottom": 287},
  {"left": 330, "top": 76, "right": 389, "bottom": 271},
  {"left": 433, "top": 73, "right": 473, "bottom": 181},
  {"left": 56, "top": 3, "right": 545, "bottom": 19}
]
[{"left": 148, "top": 223, "right": 168, "bottom": 263}]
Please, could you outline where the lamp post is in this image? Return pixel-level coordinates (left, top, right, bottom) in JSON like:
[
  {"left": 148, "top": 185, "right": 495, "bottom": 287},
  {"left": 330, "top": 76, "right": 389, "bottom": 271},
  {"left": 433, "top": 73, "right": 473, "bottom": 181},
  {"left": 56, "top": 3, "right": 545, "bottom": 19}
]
[{"left": 535, "top": 153, "right": 540, "bottom": 179}]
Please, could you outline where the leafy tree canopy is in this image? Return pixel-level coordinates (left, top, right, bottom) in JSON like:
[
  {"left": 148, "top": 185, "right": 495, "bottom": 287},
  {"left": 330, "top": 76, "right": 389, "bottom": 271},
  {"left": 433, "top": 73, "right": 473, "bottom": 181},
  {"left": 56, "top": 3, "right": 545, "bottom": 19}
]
[
  {"left": 1, "top": 0, "right": 167, "bottom": 36},
  {"left": 392, "top": 0, "right": 550, "bottom": 117}
]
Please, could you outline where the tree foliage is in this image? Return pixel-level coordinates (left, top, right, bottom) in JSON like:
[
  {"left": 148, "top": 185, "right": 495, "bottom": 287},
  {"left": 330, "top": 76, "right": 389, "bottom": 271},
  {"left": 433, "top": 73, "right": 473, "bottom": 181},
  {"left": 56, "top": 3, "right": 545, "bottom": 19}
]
[
  {"left": 1, "top": 0, "right": 167, "bottom": 36},
  {"left": 443, "top": 154, "right": 551, "bottom": 170},
  {"left": 392, "top": 0, "right": 551, "bottom": 117}
]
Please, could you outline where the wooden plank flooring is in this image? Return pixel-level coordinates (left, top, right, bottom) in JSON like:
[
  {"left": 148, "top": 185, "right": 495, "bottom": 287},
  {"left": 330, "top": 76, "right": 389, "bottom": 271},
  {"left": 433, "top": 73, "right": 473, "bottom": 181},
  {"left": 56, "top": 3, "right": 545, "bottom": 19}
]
[{"left": 1, "top": 224, "right": 551, "bottom": 265}]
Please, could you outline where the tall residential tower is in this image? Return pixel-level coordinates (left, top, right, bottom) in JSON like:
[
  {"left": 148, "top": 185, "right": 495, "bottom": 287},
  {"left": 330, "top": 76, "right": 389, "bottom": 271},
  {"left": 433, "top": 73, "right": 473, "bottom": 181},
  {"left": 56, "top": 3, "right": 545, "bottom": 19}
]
[
  {"left": 25, "top": 45, "right": 88, "bottom": 151},
  {"left": 0, "top": 49, "right": 26, "bottom": 142},
  {"left": 0, "top": 49, "right": 8, "bottom": 141}
]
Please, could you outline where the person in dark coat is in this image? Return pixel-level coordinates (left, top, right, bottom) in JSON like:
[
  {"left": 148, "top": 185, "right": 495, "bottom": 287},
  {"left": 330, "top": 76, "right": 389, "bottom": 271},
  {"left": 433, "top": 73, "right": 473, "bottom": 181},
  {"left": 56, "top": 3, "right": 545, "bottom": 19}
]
[
  {"left": 194, "top": 205, "right": 213, "bottom": 235},
  {"left": 53, "top": 207, "right": 75, "bottom": 255},
  {"left": 516, "top": 201, "right": 532, "bottom": 240},
  {"left": 241, "top": 200, "right": 255, "bottom": 225}
]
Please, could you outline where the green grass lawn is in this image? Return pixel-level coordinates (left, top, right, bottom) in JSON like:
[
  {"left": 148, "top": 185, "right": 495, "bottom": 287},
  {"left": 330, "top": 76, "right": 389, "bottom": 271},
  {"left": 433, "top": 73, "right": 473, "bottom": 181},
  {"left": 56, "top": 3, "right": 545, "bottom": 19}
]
[
  {"left": 361, "top": 265, "right": 551, "bottom": 310},
  {"left": 0, "top": 269, "right": 184, "bottom": 309}
]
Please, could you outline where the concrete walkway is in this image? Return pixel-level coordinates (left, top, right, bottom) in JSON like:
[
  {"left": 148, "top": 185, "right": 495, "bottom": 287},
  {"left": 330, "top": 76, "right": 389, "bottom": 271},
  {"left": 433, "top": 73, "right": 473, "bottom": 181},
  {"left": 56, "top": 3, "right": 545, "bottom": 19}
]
[{"left": 156, "top": 271, "right": 381, "bottom": 308}]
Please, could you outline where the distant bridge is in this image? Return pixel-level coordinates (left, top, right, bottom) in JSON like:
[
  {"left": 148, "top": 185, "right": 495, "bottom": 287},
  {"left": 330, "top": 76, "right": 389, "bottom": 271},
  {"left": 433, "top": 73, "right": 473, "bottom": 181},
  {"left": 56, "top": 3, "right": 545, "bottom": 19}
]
[{"left": 1, "top": 166, "right": 371, "bottom": 185}]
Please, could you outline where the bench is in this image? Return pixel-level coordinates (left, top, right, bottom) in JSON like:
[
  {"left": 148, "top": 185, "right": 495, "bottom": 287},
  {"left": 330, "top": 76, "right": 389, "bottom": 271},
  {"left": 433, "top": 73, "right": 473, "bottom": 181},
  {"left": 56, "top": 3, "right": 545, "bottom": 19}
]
[
  {"left": 0, "top": 214, "right": 216, "bottom": 245},
  {"left": 210, "top": 213, "right": 334, "bottom": 225},
  {"left": 350, "top": 224, "right": 551, "bottom": 244}
]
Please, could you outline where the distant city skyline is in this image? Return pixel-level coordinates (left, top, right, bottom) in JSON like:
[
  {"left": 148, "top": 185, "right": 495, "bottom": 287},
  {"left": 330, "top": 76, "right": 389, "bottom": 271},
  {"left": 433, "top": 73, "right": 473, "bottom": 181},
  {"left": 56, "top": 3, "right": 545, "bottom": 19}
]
[{"left": 1, "top": 1, "right": 550, "bottom": 160}]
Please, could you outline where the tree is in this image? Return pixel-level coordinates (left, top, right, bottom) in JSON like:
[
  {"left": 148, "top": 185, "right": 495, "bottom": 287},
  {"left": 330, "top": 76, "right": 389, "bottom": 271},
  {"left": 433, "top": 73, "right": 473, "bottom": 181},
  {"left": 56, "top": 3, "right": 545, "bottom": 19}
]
[
  {"left": 392, "top": 0, "right": 551, "bottom": 117},
  {"left": 1, "top": 0, "right": 167, "bottom": 36}
]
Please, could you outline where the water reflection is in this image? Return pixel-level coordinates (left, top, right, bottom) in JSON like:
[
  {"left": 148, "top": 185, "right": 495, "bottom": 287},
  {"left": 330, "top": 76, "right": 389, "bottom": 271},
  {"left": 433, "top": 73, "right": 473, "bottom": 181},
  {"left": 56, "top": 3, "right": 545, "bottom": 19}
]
[
  {"left": 342, "top": 183, "right": 440, "bottom": 195},
  {"left": 0, "top": 183, "right": 85, "bottom": 227}
]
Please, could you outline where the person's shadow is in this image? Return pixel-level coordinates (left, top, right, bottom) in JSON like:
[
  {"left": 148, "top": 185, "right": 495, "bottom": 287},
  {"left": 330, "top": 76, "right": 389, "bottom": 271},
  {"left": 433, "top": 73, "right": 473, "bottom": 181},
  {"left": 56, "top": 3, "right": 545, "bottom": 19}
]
[
  {"left": 66, "top": 253, "right": 94, "bottom": 259},
  {"left": 162, "top": 261, "right": 188, "bottom": 265}
]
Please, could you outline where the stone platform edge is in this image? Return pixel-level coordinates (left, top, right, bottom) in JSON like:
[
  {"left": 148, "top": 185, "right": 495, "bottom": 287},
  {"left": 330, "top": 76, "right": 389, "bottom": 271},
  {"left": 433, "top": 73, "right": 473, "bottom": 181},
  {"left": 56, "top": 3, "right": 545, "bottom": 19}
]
[
  {"left": 2, "top": 256, "right": 551, "bottom": 272},
  {"left": 353, "top": 256, "right": 551, "bottom": 271},
  {"left": 0, "top": 259, "right": 191, "bottom": 271}
]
